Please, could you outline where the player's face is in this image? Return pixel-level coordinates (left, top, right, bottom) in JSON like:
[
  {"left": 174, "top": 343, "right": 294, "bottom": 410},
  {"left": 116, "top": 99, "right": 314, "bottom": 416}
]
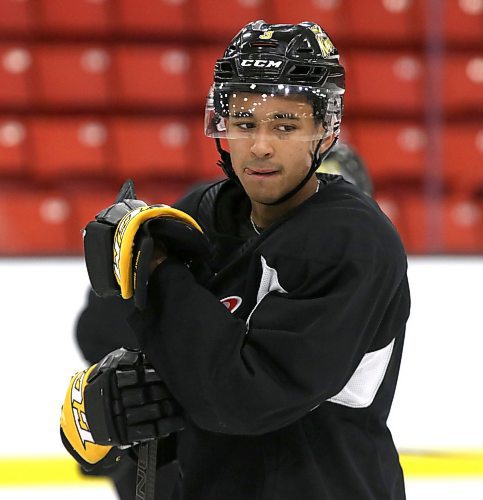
[{"left": 226, "top": 93, "right": 329, "bottom": 205}]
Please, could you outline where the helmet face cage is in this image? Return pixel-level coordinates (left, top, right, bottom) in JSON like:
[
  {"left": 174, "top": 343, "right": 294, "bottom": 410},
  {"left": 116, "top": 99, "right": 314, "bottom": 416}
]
[{"left": 204, "top": 20, "right": 345, "bottom": 144}]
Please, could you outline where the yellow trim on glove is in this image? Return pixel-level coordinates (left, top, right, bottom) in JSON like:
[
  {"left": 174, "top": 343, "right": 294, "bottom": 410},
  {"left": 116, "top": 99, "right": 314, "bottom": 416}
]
[
  {"left": 113, "top": 205, "right": 203, "bottom": 299},
  {"left": 60, "top": 365, "right": 112, "bottom": 465}
]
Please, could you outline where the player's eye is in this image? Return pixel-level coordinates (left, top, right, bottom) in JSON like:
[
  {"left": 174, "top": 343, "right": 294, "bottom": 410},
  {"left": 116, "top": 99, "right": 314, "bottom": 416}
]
[
  {"left": 235, "top": 122, "right": 256, "bottom": 130},
  {"left": 275, "top": 124, "right": 297, "bottom": 133}
]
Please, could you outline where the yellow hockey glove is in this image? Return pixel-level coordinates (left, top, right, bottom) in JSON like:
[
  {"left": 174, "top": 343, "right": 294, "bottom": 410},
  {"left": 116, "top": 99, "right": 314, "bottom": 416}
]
[
  {"left": 113, "top": 204, "right": 204, "bottom": 300},
  {"left": 60, "top": 364, "right": 125, "bottom": 471},
  {"left": 60, "top": 348, "right": 184, "bottom": 471},
  {"left": 83, "top": 179, "right": 210, "bottom": 309}
]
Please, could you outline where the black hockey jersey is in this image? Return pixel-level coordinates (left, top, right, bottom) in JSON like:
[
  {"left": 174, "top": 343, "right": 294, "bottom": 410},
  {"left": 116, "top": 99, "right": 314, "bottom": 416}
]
[{"left": 128, "top": 174, "right": 410, "bottom": 500}]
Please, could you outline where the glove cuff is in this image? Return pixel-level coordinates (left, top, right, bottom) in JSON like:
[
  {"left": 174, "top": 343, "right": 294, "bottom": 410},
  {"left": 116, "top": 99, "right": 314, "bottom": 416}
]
[
  {"left": 60, "top": 366, "right": 115, "bottom": 465},
  {"left": 113, "top": 205, "right": 203, "bottom": 300},
  {"left": 60, "top": 427, "right": 127, "bottom": 473}
]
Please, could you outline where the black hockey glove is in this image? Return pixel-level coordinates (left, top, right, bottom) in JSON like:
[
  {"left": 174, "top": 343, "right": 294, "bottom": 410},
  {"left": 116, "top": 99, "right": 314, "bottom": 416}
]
[
  {"left": 87, "top": 347, "right": 184, "bottom": 445},
  {"left": 83, "top": 179, "right": 146, "bottom": 298},
  {"left": 84, "top": 179, "right": 210, "bottom": 309},
  {"left": 60, "top": 347, "right": 184, "bottom": 468}
]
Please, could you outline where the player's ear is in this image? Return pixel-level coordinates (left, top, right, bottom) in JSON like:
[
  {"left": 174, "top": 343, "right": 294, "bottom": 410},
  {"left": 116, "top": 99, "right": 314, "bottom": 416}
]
[
  {"left": 312, "top": 130, "right": 335, "bottom": 154},
  {"left": 320, "top": 132, "right": 336, "bottom": 152}
]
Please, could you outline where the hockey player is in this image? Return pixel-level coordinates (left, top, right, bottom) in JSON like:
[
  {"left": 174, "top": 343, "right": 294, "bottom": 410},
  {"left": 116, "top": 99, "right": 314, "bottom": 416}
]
[
  {"left": 62, "top": 21, "right": 410, "bottom": 500},
  {"left": 71, "top": 140, "right": 376, "bottom": 500}
]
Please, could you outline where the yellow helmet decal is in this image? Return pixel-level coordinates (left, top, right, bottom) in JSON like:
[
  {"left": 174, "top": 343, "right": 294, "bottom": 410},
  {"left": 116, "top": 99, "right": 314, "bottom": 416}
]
[
  {"left": 309, "top": 25, "right": 335, "bottom": 58},
  {"left": 259, "top": 30, "right": 274, "bottom": 40}
]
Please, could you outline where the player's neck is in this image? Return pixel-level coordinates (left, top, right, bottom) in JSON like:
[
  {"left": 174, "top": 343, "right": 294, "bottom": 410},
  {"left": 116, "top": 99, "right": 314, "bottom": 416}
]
[{"left": 250, "top": 176, "right": 319, "bottom": 231}]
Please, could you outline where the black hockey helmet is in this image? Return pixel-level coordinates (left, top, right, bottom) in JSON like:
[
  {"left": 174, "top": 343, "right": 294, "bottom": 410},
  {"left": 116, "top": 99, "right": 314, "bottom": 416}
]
[
  {"left": 317, "top": 143, "right": 374, "bottom": 196},
  {"left": 204, "top": 20, "right": 345, "bottom": 204}
]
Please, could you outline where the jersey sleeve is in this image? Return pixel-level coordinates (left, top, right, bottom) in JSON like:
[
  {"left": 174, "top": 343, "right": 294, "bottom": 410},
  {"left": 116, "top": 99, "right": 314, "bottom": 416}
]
[
  {"left": 128, "top": 209, "right": 410, "bottom": 436},
  {"left": 76, "top": 291, "right": 138, "bottom": 364},
  {"left": 75, "top": 183, "right": 212, "bottom": 364}
]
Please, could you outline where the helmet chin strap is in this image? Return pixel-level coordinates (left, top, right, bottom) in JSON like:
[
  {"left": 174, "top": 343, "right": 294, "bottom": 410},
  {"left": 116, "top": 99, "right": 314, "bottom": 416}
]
[
  {"left": 215, "top": 136, "right": 339, "bottom": 206},
  {"left": 215, "top": 137, "right": 233, "bottom": 178}
]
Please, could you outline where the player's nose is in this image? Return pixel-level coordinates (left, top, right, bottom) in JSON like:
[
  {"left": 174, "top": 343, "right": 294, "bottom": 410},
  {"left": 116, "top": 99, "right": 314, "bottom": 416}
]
[{"left": 250, "top": 131, "right": 274, "bottom": 159}]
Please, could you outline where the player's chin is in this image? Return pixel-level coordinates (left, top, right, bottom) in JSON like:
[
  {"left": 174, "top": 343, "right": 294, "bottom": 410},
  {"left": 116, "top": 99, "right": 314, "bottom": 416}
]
[
  {"left": 245, "top": 189, "right": 282, "bottom": 205},
  {"left": 236, "top": 172, "right": 284, "bottom": 200}
]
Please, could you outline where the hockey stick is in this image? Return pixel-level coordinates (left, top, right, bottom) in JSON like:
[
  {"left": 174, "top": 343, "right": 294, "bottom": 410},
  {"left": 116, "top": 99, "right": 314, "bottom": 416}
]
[
  {"left": 115, "top": 180, "right": 158, "bottom": 499},
  {"left": 115, "top": 178, "right": 137, "bottom": 203},
  {"left": 115, "top": 180, "right": 159, "bottom": 499},
  {"left": 135, "top": 439, "right": 158, "bottom": 500}
]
